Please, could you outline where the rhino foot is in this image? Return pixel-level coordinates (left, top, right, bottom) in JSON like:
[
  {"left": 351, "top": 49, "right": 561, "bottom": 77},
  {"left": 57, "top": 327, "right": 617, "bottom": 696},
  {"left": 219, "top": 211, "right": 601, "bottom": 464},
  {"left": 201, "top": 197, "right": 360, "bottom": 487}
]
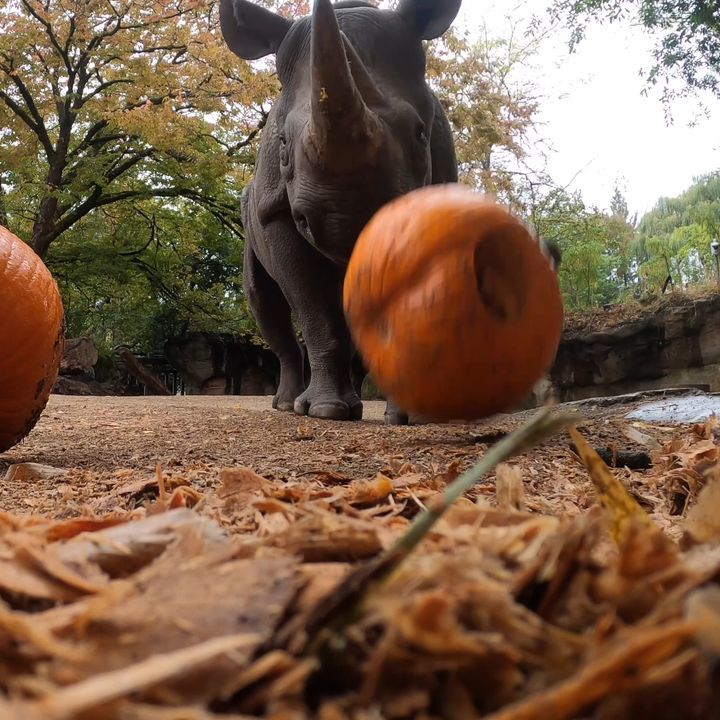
[
  {"left": 272, "top": 396, "right": 296, "bottom": 412},
  {"left": 272, "top": 371, "right": 305, "bottom": 413},
  {"left": 384, "top": 410, "right": 409, "bottom": 426},
  {"left": 384, "top": 398, "right": 409, "bottom": 426},
  {"left": 294, "top": 390, "right": 363, "bottom": 421}
]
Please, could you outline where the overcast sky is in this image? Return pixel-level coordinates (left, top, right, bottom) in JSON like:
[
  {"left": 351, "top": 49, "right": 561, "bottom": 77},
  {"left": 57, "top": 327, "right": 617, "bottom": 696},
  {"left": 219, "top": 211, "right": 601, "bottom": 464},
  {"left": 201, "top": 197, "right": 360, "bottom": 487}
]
[{"left": 457, "top": 0, "right": 720, "bottom": 218}]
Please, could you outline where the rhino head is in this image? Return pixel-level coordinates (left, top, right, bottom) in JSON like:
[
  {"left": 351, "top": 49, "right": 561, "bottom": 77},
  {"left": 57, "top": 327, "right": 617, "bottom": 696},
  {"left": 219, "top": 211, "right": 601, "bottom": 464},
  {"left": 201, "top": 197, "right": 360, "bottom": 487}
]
[{"left": 220, "top": 0, "right": 461, "bottom": 265}]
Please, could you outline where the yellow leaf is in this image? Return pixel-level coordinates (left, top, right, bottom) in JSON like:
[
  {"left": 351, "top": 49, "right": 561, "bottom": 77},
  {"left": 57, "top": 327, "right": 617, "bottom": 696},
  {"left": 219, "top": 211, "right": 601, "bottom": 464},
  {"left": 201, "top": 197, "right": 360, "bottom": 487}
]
[{"left": 570, "top": 427, "right": 656, "bottom": 545}]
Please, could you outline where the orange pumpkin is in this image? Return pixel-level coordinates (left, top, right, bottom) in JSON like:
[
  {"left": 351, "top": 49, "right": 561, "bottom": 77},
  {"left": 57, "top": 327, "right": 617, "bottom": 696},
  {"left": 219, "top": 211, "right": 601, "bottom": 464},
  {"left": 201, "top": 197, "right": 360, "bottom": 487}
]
[
  {"left": 343, "top": 184, "right": 563, "bottom": 421},
  {"left": 0, "top": 225, "right": 65, "bottom": 452}
]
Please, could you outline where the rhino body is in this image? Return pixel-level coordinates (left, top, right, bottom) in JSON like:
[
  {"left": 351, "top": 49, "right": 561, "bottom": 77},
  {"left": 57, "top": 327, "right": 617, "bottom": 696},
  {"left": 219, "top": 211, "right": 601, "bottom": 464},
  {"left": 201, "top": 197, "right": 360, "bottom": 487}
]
[{"left": 220, "top": 0, "right": 461, "bottom": 423}]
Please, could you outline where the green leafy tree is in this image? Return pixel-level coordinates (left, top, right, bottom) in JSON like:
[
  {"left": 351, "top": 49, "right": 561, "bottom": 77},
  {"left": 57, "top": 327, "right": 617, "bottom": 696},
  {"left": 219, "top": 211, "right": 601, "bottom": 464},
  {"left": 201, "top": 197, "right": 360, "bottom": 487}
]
[
  {"left": 53, "top": 198, "right": 256, "bottom": 352},
  {"left": 635, "top": 172, "right": 720, "bottom": 289},
  {"left": 0, "top": 0, "right": 549, "bottom": 354},
  {"left": 526, "top": 184, "right": 643, "bottom": 308},
  {"left": 605, "top": 184, "right": 637, "bottom": 289},
  {"left": 0, "top": 0, "right": 309, "bottom": 352}
]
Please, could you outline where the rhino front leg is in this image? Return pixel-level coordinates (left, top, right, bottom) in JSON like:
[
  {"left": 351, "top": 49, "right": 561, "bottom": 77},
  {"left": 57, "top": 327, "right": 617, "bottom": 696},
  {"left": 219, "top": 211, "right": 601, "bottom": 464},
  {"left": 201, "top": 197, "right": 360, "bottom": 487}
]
[
  {"left": 293, "top": 281, "right": 362, "bottom": 420},
  {"left": 351, "top": 351, "right": 408, "bottom": 425},
  {"left": 259, "top": 233, "right": 360, "bottom": 421},
  {"left": 384, "top": 398, "right": 409, "bottom": 426},
  {"left": 244, "top": 246, "right": 306, "bottom": 411}
]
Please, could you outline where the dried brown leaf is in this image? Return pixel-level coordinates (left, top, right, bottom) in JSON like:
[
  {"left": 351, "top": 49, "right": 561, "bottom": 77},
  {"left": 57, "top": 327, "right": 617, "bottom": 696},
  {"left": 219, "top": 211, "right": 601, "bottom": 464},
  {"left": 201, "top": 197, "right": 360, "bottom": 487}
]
[
  {"left": 347, "top": 474, "right": 394, "bottom": 507},
  {"left": 217, "top": 467, "right": 268, "bottom": 512},
  {"left": 11, "top": 537, "right": 108, "bottom": 594},
  {"left": 0, "top": 602, "right": 84, "bottom": 660},
  {"left": 622, "top": 425, "right": 662, "bottom": 451},
  {"left": 267, "top": 514, "right": 382, "bottom": 562},
  {"left": 51, "top": 554, "right": 301, "bottom": 704},
  {"left": 167, "top": 485, "right": 204, "bottom": 509},
  {"left": 118, "top": 703, "right": 257, "bottom": 720},
  {"left": 495, "top": 464, "right": 525, "bottom": 512},
  {"left": 682, "top": 475, "right": 720, "bottom": 548},
  {"left": 685, "top": 585, "right": 720, "bottom": 658},
  {"left": 4, "top": 463, "right": 69, "bottom": 482},
  {"left": 483, "top": 621, "right": 695, "bottom": 720},
  {"left": 45, "top": 517, "right": 132, "bottom": 542},
  {"left": 0, "top": 551, "right": 83, "bottom": 604},
  {"left": 55, "top": 509, "right": 227, "bottom": 578},
  {"left": 25, "top": 633, "right": 261, "bottom": 720}
]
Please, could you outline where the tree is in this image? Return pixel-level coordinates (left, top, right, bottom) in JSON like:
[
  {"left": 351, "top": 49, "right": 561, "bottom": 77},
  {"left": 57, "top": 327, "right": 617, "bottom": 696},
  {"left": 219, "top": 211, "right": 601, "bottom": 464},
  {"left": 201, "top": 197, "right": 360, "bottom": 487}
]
[
  {"left": 54, "top": 197, "right": 256, "bottom": 353},
  {"left": 606, "top": 184, "right": 637, "bottom": 289},
  {"left": 526, "top": 185, "right": 644, "bottom": 308},
  {"left": 1, "top": 0, "right": 551, "bottom": 354},
  {"left": 427, "top": 23, "right": 542, "bottom": 205},
  {"left": 635, "top": 172, "right": 720, "bottom": 289},
  {"left": 552, "top": 0, "right": 720, "bottom": 99},
  {"left": 0, "top": 0, "right": 278, "bottom": 258}
]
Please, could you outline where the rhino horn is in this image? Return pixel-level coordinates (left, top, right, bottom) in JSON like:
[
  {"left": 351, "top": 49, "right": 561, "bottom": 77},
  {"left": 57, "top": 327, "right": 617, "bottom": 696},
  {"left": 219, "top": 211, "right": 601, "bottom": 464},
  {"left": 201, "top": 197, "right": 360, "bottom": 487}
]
[
  {"left": 341, "top": 32, "right": 383, "bottom": 107},
  {"left": 309, "top": 0, "right": 377, "bottom": 149}
]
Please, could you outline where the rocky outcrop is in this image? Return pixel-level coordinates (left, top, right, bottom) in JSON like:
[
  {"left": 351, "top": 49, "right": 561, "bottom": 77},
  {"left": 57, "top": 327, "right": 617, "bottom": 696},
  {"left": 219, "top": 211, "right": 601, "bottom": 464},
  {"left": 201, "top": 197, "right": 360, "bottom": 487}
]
[
  {"left": 165, "top": 333, "right": 279, "bottom": 396},
  {"left": 53, "top": 295, "right": 720, "bottom": 405},
  {"left": 60, "top": 337, "right": 99, "bottom": 377},
  {"left": 53, "top": 375, "right": 113, "bottom": 396},
  {"left": 53, "top": 337, "right": 116, "bottom": 396},
  {"left": 550, "top": 295, "right": 720, "bottom": 401}
]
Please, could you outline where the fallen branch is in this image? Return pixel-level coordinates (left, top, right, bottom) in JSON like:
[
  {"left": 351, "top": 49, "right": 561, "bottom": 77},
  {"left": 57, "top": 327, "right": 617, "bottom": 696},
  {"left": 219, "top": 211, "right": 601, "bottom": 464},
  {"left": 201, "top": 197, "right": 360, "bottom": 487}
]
[
  {"left": 115, "top": 347, "right": 171, "bottom": 396},
  {"left": 569, "top": 443, "right": 652, "bottom": 470},
  {"left": 570, "top": 428, "right": 657, "bottom": 545}
]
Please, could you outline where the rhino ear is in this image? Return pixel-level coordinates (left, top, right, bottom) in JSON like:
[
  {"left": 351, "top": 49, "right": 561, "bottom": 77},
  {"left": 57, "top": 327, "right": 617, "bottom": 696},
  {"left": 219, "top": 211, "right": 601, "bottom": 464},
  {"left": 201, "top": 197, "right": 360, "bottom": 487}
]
[
  {"left": 220, "top": 0, "right": 293, "bottom": 60},
  {"left": 396, "top": 0, "right": 461, "bottom": 40}
]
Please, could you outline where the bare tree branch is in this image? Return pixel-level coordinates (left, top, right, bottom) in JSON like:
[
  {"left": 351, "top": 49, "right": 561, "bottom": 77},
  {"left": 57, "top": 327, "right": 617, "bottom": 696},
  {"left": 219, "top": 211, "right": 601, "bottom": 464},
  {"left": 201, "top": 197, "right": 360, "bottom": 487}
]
[{"left": 0, "top": 67, "right": 55, "bottom": 160}]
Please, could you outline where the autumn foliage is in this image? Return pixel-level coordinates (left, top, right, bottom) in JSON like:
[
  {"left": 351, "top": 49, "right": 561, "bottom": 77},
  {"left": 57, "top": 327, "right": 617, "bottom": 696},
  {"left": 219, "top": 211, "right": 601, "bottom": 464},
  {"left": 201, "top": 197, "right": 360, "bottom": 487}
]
[{"left": 0, "top": 0, "right": 277, "bottom": 257}]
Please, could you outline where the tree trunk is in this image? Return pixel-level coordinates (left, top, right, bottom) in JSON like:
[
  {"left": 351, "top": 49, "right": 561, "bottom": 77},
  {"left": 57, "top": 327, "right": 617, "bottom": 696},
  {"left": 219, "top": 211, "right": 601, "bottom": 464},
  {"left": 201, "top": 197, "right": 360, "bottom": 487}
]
[
  {"left": 663, "top": 255, "right": 674, "bottom": 290},
  {"left": 31, "top": 195, "right": 60, "bottom": 259},
  {"left": 0, "top": 178, "right": 8, "bottom": 229},
  {"left": 32, "top": 120, "right": 72, "bottom": 259}
]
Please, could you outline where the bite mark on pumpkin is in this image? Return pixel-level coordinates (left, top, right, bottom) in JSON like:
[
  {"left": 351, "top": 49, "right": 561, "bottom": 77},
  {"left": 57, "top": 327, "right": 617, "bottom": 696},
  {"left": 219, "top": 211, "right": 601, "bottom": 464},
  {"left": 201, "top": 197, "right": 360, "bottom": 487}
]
[{"left": 473, "top": 228, "right": 529, "bottom": 323}]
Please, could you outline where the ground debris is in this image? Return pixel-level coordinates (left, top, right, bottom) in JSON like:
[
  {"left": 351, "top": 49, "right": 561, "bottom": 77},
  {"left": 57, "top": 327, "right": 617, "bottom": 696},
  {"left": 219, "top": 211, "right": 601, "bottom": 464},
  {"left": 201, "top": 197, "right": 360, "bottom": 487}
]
[{"left": 2, "top": 399, "right": 720, "bottom": 718}]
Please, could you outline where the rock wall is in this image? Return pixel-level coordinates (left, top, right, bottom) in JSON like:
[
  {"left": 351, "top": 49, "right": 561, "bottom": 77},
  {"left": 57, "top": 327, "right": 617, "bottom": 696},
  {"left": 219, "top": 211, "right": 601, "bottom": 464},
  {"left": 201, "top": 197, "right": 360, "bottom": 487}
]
[
  {"left": 550, "top": 295, "right": 720, "bottom": 402},
  {"left": 53, "top": 337, "right": 116, "bottom": 396},
  {"left": 165, "top": 333, "right": 279, "bottom": 396},
  {"left": 55, "top": 295, "right": 720, "bottom": 403}
]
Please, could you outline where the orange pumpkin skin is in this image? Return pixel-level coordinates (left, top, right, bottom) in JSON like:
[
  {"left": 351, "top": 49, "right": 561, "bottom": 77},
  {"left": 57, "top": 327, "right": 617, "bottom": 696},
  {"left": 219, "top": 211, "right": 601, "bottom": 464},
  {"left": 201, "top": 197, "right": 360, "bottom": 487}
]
[
  {"left": 343, "top": 184, "right": 564, "bottom": 421},
  {"left": 0, "top": 226, "right": 65, "bottom": 452}
]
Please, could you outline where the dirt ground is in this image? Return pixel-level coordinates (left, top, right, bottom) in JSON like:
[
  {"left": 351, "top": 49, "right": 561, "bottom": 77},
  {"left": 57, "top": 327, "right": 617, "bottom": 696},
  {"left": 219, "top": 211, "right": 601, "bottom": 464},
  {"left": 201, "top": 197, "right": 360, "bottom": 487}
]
[
  {"left": 0, "top": 393, "right": 692, "bottom": 532},
  {"left": 3, "top": 393, "right": 720, "bottom": 719}
]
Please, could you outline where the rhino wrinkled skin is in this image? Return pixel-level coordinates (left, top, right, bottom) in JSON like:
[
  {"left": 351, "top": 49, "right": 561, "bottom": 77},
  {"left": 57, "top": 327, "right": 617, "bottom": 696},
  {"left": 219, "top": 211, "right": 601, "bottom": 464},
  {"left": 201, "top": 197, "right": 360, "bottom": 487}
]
[{"left": 220, "top": 0, "right": 462, "bottom": 424}]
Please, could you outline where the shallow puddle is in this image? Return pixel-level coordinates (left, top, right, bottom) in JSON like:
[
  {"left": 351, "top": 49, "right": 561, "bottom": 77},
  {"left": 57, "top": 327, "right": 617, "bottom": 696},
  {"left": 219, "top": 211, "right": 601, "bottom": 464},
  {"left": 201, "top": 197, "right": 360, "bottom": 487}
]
[{"left": 626, "top": 394, "right": 720, "bottom": 423}]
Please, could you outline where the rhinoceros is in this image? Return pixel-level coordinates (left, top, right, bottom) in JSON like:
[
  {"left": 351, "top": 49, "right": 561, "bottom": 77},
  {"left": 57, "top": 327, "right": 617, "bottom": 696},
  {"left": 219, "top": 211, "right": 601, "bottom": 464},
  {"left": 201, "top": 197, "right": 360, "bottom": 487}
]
[{"left": 220, "top": 0, "right": 461, "bottom": 424}]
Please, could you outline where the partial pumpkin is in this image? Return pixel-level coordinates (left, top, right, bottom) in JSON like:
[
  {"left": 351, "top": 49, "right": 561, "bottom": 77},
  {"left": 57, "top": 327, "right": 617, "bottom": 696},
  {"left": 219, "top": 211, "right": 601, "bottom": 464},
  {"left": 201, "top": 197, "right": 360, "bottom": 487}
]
[
  {"left": 343, "top": 184, "right": 564, "bottom": 421},
  {"left": 0, "top": 226, "right": 65, "bottom": 452}
]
